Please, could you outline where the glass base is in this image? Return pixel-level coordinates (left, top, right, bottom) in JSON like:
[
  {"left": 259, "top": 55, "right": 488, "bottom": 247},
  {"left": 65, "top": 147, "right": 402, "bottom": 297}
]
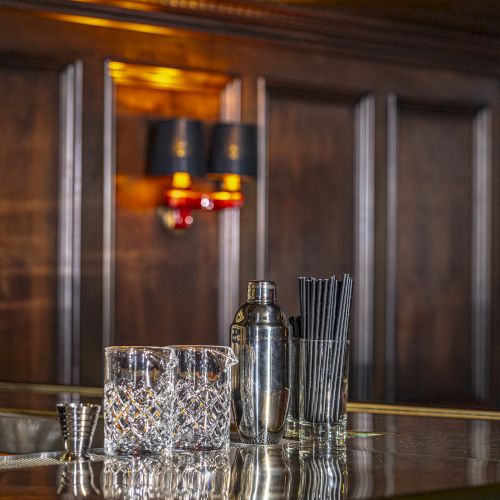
[
  {"left": 299, "top": 414, "right": 347, "bottom": 447},
  {"left": 104, "top": 442, "right": 168, "bottom": 456},
  {"left": 284, "top": 416, "right": 300, "bottom": 440}
]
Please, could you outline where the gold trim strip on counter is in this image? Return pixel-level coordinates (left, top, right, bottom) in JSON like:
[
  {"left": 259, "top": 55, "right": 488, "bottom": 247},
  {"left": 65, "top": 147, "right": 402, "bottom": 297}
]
[
  {"left": 1, "top": 381, "right": 500, "bottom": 421},
  {"left": 347, "top": 402, "right": 500, "bottom": 421},
  {"left": 0, "top": 407, "right": 63, "bottom": 418},
  {"left": 0, "top": 381, "right": 103, "bottom": 398}
]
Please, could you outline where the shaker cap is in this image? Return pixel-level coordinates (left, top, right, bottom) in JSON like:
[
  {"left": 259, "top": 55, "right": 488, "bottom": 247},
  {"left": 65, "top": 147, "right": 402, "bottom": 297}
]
[{"left": 247, "top": 280, "right": 276, "bottom": 303}]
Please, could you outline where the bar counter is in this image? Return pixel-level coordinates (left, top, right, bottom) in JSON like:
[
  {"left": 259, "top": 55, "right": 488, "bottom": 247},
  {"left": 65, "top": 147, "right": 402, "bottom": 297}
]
[{"left": 0, "top": 384, "right": 500, "bottom": 498}]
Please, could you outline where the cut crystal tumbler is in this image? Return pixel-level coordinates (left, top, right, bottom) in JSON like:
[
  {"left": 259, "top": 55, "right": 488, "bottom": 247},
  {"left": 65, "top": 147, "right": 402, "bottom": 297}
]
[
  {"left": 104, "top": 346, "right": 177, "bottom": 455},
  {"left": 171, "top": 345, "right": 238, "bottom": 450}
]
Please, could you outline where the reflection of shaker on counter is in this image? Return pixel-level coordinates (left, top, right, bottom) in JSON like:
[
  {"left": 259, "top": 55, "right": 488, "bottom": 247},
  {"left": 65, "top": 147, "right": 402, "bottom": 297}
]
[
  {"left": 230, "top": 446, "right": 290, "bottom": 499},
  {"left": 231, "top": 280, "right": 290, "bottom": 444}
]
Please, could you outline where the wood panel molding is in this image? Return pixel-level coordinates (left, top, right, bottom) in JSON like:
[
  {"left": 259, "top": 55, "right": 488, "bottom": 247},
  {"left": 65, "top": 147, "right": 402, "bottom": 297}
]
[
  {"left": 353, "top": 95, "right": 375, "bottom": 400},
  {"left": 58, "top": 60, "right": 83, "bottom": 385},
  {"left": 256, "top": 77, "right": 267, "bottom": 279},
  {"left": 385, "top": 93, "right": 397, "bottom": 402},
  {"left": 385, "top": 94, "right": 493, "bottom": 404},
  {"left": 3, "top": 0, "right": 500, "bottom": 75},
  {"left": 218, "top": 79, "right": 241, "bottom": 345},
  {"left": 102, "top": 59, "right": 115, "bottom": 350},
  {"left": 471, "top": 108, "right": 492, "bottom": 401}
]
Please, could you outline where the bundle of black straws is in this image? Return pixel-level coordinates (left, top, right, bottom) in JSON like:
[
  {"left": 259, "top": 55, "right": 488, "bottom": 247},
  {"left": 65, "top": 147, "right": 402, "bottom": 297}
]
[{"left": 291, "top": 274, "right": 353, "bottom": 425}]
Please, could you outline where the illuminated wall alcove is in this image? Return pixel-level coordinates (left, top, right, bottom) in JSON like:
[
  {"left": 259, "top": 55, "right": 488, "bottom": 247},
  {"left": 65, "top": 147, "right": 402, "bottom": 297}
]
[{"left": 105, "top": 60, "right": 241, "bottom": 348}]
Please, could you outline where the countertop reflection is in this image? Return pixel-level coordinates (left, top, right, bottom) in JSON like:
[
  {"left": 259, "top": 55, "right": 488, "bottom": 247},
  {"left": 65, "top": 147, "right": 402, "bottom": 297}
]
[{"left": 2, "top": 409, "right": 500, "bottom": 498}]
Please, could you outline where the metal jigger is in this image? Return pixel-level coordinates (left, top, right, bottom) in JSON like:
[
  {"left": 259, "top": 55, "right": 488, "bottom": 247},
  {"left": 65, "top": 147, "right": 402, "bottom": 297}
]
[{"left": 56, "top": 403, "right": 101, "bottom": 461}]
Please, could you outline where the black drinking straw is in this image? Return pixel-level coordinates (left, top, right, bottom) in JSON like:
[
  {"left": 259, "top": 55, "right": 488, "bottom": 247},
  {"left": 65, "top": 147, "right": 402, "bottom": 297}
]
[
  {"left": 315, "top": 279, "right": 330, "bottom": 420},
  {"left": 313, "top": 279, "right": 327, "bottom": 422},
  {"left": 320, "top": 277, "right": 335, "bottom": 422},
  {"left": 298, "top": 280, "right": 304, "bottom": 415},
  {"left": 304, "top": 278, "right": 311, "bottom": 417},
  {"left": 335, "top": 276, "right": 353, "bottom": 420},
  {"left": 310, "top": 280, "right": 317, "bottom": 420},
  {"left": 324, "top": 277, "right": 337, "bottom": 423},
  {"left": 320, "top": 276, "right": 336, "bottom": 421},
  {"left": 333, "top": 276, "right": 352, "bottom": 421},
  {"left": 312, "top": 279, "right": 326, "bottom": 419},
  {"left": 330, "top": 275, "right": 348, "bottom": 421},
  {"left": 311, "top": 277, "right": 317, "bottom": 338},
  {"left": 309, "top": 278, "right": 318, "bottom": 421},
  {"left": 299, "top": 277, "right": 305, "bottom": 335},
  {"left": 305, "top": 278, "right": 311, "bottom": 339},
  {"left": 334, "top": 281, "right": 350, "bottom": 421},
  {"left": 318, "top": 277, "right": 331, "bottom": 418}
]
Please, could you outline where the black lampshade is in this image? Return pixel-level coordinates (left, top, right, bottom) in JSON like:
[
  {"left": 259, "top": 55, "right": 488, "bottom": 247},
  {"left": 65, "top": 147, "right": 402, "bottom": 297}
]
[
  {"left": 148, "top": 118, "right": 205, "bottom": 177},
  {"left": 209, "top": 123, "right": 257, "bottom": 180}
]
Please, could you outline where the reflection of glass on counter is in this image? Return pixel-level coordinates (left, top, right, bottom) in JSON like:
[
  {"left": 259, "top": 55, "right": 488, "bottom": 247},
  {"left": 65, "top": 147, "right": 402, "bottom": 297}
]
[
  {"left": 297, "top": 445, "right": 348, "bottom": 499},
  {"left": 230, "top": 446, "right": 290, "bottom": 499},
  {"left": 101, "top": 455, "right": 168, "bottom": 499},
  {"left": 168, "top": 450, "right": 231, "bottom": 498},
  {"left": 101, "top": 449, "right": 231, "bottom": 499}
]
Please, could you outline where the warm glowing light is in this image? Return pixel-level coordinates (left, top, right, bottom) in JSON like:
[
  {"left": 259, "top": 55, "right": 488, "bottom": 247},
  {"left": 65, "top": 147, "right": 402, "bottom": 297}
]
[
  {"left": 174, "top": 140, "right": 187, "bottom": 158},
  {"left": 171, "top": 172, "right": 191, "bottom": 189},
  {"left": 221, "top": 174, "right": 241, "bottom": 192},
  {"left": 228, "top": 144, "right": 239, "bottom": 160},
  {"left": 106, "top": 60, "right": 231, "bottom": 92},
  {"left": 115, "top": 175, "right": 166, "bottom": 210},
  {"left": 38, "top": 13, "right": 178, "bottom": 37},
  {"left": 209, "top": 190, "right": 244, "bottom": 209},
  {"left": 166, "top": 188, "right": 202, "bottom": 200},
  {"left": 211, "top": 191, "right": 242, "bottom": 202}
]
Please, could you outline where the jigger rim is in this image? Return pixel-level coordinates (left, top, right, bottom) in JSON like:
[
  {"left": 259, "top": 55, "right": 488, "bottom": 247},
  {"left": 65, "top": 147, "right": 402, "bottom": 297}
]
[{"left": 56, "top": 403, "right": 101, "bottom": 411}]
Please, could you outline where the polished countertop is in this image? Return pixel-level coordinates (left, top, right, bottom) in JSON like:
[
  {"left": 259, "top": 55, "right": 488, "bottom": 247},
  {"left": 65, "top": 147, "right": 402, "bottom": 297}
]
[{"left": 1, "top": 384, "right": 500, "bottom": 498}]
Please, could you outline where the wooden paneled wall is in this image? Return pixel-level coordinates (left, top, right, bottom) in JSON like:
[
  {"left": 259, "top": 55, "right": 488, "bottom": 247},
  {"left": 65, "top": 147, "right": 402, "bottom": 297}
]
[
  {"left": 0, "top": 63, "right": 60, "bottom": 384},
  {"left": 0, "top": 1, "right": 498, "bottom": 407}
]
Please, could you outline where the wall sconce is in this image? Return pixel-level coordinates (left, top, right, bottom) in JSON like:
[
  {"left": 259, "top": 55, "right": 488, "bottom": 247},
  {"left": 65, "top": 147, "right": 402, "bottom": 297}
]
[
  {"left": 207, "top": 122, "right": 257, "bottom": 210},
  {"left": 148, "top": 118, "right": 257, "bottom": 230}
]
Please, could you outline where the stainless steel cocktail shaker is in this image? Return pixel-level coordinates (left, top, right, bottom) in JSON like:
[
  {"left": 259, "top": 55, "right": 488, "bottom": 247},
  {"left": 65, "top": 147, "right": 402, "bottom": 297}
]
[{"left": 231, "top": 280, "right": 290, "bottom": 444}]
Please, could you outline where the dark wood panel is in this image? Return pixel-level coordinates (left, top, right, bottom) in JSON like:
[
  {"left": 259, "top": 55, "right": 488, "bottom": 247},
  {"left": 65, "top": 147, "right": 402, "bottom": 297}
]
[
  {"left": 395, "top": 105, "right": 474, "bottom": 403},
  {"left": 113, "top": 79, "right": 224, "bottom": 347},
  {"left": 266, "top": 87, "right": 355, "bottom": 317},
  {"left": 0, "top": 64, "right": 59, "bottom": 383}
]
